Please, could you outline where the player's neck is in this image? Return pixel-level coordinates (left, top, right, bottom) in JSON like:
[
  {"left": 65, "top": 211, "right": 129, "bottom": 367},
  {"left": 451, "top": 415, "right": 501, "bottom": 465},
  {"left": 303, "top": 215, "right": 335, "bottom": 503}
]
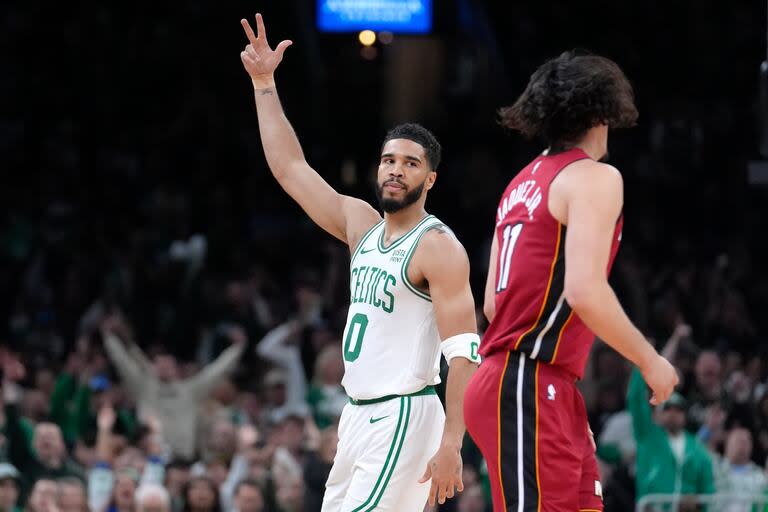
[
  {"left": 383, "top": 206, "right": 429, "bottom": 238},
  {"left": 574, "top": 126, "right": 608, "bottom": 161}
]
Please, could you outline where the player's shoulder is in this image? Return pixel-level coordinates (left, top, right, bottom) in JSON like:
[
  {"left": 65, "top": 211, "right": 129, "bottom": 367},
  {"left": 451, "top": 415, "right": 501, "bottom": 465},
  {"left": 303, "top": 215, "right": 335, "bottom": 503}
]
[
  {"left": 564, "top": 158, "right": 622, "bottom": 179},
  {"left": 557, "top": 159, "right": 623, "bottom": 194},
  {"left": 416, "top": 222, "right": 469, "bottom": 266},
  {"left": 342, "top": 196, "right": 383, "bottom": 250}
]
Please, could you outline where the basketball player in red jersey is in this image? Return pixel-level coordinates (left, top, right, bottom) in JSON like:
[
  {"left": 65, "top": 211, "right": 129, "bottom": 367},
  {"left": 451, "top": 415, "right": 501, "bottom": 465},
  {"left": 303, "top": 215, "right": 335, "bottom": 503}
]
[{"left": 464, "top": 51, "right": 680, "bottom": 511}]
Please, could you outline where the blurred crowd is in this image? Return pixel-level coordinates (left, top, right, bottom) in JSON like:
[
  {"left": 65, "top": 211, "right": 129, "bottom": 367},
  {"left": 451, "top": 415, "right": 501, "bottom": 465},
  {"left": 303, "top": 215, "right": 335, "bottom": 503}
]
[
  {"left": 584, "top": 284, "right": 768, "bottom": 510},
  {"left": 0, "top": 228, "right": 492, "bottom": 512},
  {"left": 2, "top": 214, "right": 768, "bottom": 512}
]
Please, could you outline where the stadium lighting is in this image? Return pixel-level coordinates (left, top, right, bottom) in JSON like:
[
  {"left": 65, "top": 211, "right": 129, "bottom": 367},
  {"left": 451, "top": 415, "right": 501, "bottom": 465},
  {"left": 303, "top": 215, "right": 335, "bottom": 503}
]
[{"left": 358, "top": 30, "right": 376, "bottom": 46}]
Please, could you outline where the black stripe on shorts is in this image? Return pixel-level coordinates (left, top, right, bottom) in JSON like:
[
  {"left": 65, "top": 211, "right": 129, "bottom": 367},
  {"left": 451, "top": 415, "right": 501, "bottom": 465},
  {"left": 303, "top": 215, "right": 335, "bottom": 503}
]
[{"left": 499, "top": 352, "right": 539, "bottom": 511}]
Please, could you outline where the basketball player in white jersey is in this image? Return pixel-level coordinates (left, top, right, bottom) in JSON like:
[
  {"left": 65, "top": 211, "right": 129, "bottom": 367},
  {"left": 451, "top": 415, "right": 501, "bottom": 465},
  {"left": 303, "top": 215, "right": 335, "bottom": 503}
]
[{"left": 239, "top": 14, "right": 480, "bottom": 511}]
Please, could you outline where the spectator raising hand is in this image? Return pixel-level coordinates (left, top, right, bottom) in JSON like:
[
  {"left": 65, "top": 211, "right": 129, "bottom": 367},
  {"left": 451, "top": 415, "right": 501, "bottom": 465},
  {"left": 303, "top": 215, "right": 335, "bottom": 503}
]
[
  {"left": 225, "top": 326, "right": 248, "bottom": 347},
  {"left": 1, "top": 349, "right": 26, "bottom": 383},
  {"left": 627, "top": 331, "right": 715, "bottom": 504},
  {"left": 95, "top": 403, "right": 117, "bottom": 461},
  {"left": 237, "top": 424, "right": 259, "bottom": 451},
  {"left": 100, "top": 318, "right": 246, "bottom": 459}
]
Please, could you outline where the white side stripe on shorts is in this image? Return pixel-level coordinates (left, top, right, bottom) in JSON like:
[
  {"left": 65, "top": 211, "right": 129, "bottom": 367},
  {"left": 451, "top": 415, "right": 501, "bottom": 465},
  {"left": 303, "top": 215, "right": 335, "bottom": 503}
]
[{"left": 516, "top": 352, "right": 526, "bottom": 512}]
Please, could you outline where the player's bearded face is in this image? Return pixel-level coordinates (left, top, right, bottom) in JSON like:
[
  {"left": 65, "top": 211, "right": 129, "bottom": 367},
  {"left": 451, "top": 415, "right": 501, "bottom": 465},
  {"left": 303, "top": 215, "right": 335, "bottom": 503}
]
[{"left": 375, "top": 177, "right": 426, "bottom": 213}]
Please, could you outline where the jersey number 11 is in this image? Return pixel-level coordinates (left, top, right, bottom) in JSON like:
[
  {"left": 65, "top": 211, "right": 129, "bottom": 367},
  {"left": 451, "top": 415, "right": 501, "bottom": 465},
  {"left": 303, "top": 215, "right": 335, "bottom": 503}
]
[{"left": 496, "top": 223, "right": 523, "bottom": 293}]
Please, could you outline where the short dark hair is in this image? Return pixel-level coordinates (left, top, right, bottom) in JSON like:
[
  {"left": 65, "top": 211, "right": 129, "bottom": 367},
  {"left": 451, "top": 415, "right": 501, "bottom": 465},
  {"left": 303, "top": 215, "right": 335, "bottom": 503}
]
[
  {"left": 382, "top": 123, "right": 442, "bottom": 170},
  {"left": 166, "top": 458, "right": 193, "bottom": 471},
  {"left": 234, "top": 479, "right": 262, "bottom": 497},
  {"left": 500, "top": 51, "right": 638, "bottom": 150}
]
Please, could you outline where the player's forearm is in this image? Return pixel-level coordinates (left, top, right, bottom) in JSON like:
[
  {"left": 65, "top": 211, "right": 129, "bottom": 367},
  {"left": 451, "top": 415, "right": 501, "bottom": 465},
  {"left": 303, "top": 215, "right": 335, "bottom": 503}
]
[
  {"left": 441, "top": 358, "right": 478, "bottom": 448},
  {"left": 565, "top": 281, "right": 657, "bottom": 371},
  {"left": 483, "top": 300, "right": 495, "bottom": 323},
  {"left": 251, "top": 76, "right": 308, "bottom": 182}
]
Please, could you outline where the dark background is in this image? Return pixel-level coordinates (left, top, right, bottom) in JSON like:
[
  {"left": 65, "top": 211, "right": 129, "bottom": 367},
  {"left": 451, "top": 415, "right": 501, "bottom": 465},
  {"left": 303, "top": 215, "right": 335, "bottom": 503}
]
[{"left": 2, "top": 0, "right": 766, "bottom": 346}]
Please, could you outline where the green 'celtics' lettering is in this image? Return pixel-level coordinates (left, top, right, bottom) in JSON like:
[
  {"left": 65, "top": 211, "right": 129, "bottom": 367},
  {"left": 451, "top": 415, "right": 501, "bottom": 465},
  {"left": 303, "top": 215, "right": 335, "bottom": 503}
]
[
  {"left": 352, "top": 266, "right": 366, "bottom": 303},
  {"left": 372, "top": 270, "right": 385, "bottom": 308},
  {"left": 350, "top": 266, "right": 397, "bottom": 313},
  {"left": 350, "top": 268, "right": 359, "bottom": 302},
  {"left": 357, "top": 266, "right": 371, "bottom": 302},
  {"left": 364, "top": 267, "right": 380, "bottom": 304},
  {"left": 383, "top": 274, "right": 396, "bottom": 313}
]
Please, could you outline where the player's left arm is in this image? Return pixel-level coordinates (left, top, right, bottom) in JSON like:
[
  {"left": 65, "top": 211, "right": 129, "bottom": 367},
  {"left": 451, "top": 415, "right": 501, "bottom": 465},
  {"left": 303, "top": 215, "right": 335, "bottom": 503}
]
[{"left": 412, "top": 227, "right": 480, "bottom": 506}]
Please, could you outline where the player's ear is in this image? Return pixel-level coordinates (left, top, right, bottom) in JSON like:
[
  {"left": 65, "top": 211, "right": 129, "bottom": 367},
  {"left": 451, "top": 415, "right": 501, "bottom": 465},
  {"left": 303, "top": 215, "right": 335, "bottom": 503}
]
[{"left": 425, "top": 170, "right": 437, "bottom": 191}]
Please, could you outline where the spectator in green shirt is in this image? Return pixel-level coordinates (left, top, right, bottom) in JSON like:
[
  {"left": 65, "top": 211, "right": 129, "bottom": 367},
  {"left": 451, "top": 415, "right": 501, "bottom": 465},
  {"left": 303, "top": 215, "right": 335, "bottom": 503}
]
[
  {"left": 49, "top": 354, "right": 136, "bottom": 448},
  {"left": 3, "top": 361, "right": 85, "bottom": 503},
  {"left": 628, "top": 367, "right": 715, "bottom": 506}
]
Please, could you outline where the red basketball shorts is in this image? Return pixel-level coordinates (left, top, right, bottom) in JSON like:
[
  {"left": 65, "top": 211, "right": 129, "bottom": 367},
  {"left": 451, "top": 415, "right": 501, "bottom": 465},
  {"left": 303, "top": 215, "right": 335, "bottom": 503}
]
[{"left": 464, "top": 351, "right": 603, "bottom": 512}]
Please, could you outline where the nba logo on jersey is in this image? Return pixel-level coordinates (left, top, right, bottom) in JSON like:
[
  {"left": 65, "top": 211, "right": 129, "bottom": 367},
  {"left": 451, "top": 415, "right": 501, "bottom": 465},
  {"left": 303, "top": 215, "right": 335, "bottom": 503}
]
[{"left": 547, "top": 384, "right": 556, "bottom": 401}]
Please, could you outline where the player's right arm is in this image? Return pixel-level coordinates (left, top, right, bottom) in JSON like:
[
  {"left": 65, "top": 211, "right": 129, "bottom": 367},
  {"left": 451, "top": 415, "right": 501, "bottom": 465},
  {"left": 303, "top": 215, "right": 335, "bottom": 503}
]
[
  {"left": 552, "top": 160, "right": 678, "bottom": 404},
  {"left": 239, "top": 14, "right": 380, "bottom": 247},
  {"left": 483, "top": 231, "right": 499, "bottom": 322}
]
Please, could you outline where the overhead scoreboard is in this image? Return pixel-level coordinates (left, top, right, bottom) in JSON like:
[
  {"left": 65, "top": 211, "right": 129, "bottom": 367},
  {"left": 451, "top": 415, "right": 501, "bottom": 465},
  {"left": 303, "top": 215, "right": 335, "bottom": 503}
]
[{"left": 317, "top": 0, "right": 432, "bottom": 34}]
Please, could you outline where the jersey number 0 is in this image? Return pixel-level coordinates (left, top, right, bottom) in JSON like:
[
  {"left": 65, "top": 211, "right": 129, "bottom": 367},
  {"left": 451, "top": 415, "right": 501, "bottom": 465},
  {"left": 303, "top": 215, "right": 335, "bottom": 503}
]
[{"left": 343, "top": 313, "right": 369, "bottom": 362}]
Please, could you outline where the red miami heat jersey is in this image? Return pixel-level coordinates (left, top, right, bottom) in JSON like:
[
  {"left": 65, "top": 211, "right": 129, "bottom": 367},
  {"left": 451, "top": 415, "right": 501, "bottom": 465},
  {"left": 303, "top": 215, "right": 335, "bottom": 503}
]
[{"left": 480, "top": 148, "right": 623, "bottom": 379}]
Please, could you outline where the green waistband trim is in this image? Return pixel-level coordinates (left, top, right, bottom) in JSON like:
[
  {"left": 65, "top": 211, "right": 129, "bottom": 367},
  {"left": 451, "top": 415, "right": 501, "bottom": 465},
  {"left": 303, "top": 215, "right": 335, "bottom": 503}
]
[{"left": 348, "top": 385, "right": 436, "bottom": 406}]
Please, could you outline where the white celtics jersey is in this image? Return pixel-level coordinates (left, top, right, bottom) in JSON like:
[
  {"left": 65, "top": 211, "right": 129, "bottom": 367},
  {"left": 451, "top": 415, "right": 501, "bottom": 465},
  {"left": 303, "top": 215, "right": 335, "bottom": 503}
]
[{"left": 341, "top": 214, "right": 447, "bottom": 400}]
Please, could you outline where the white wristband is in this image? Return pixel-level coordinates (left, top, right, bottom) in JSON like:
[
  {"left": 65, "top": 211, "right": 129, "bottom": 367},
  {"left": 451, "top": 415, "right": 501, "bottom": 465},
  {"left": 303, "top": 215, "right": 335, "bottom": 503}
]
[{"left": 441, "top": 333, "right": 481, "bottom": 365}]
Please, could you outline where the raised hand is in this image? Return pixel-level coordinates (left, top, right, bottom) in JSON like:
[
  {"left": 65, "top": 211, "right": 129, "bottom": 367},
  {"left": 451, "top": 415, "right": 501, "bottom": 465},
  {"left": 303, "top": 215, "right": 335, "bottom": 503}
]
[
  {"left": 227, "top": 325, "right": 248, "bottom": 346},
  {"left": 672, "top": 323, "right": 692, "bottom": 340},
  {"left": 97, "top": 404, "right": 116, "bottom": 432},
  {"left": 0, "top": 350, "right": 25, "bottom": 382},
  {"left": 237, "top": 424, "right": 259, "bottom": 451},
  {"left": 240, "top": 14, "right": 293, "bottom": 88},
  {"left": 100, "top": 314, "right": 123, "bottom": 337}
]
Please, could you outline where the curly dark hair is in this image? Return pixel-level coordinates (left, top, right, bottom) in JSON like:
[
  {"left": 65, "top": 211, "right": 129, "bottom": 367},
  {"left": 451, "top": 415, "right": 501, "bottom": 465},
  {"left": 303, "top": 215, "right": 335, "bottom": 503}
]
[
  {"left": 382, "top": 123, "right": 442, "bottom": 170},
  {"left": 500, "top": 51, "right": 638, "bottom": 151}
]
